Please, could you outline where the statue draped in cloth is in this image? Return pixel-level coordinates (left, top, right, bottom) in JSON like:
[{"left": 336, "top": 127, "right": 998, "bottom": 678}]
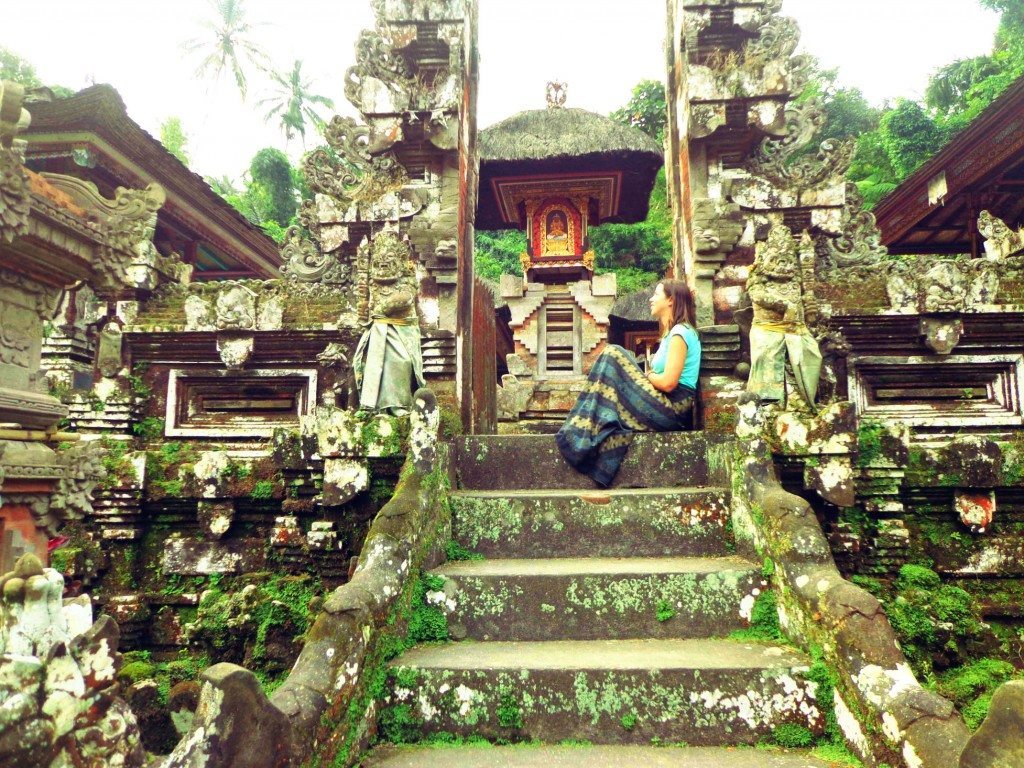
[
  {"left": 746, "top": 224, "right": 822, "bottom": 411},
  {"left": 353, "top": 232, "right": 425, "bottom": 413}
]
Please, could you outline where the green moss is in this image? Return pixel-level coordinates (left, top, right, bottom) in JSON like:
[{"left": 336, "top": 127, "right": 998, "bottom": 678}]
[
  {"left": 497, "top": 689, "right": 524, "bottom": 729},
  {"left": 378, "top": 703, "right": 421, "bottom": 744},
  {"left": 809, "top": 743, "right": 864, "bottom": 767},
  {"left": 118, "top": 660, "right": 157, "bottom": 685},
  {"left": 730, "top": 591, "right": 783, "bottom": 642},
  {"left": 98, "top": 436, "right": 137, "bottom": 490},
  {"left": 620, "top": 712, "right": 638, "bottom": 730},
  {"left": 856, "top": 418, "right": 886, "bottom": 467},
  {"left": 250, "top": 480, "right": 275, "bottom": 499},
  {"left": 898, "top": 564, "right": 942, "bottom": 591},
  {"left": 132, "top": 417, "right": 165, "bottom": 441},
  {"left": 769, "top": 723, "right": 814, "bottom": 748},
  {"left": 439, "top": 406, "right": 464, "bottom": 441},
  {"left": 761, "top": 557, "right": 776, "bottom": 579},
  {"left": 445, "top": 540, "right": 484, "bottom": 562},
  {"left": 655, "top": 600, "right": 676, "bottom": 623},
  {"left": 936, "top": 658, "right": 1019, "bottom": 730},
  {"left": 49, "top": 547, "right": 78, "bottom": 574}
]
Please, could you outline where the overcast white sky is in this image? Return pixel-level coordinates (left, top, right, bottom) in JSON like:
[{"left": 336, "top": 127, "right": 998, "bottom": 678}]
[{"left": 2, "top": 0, "right": 1001, "bottom": 181}]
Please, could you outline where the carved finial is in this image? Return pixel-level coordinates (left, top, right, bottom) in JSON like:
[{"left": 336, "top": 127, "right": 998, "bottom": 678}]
[
  {"left": 0, "top": 81, "right": 30, "bottom": 150},
  {"left": 546, "top": 81, "right": 567, "bottom": 109},
  {"left": 978, "top": 210, "right": 1024, "bottom": 259}
]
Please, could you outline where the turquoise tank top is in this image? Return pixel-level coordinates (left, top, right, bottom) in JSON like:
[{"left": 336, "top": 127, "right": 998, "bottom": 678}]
[{"left": 650, "top": 324, "right": 701, "bottom": 391}]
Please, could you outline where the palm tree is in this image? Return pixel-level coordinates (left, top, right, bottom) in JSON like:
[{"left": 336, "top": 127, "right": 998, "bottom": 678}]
[
  {"left": 260, "top": 60, "right": 335, "bottom": 150},
  {"left": 184, "top": 0, "right": 268, "bottom": 101}
]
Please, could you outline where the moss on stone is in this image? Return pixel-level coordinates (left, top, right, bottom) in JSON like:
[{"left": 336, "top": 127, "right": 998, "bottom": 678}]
[{"left": 936, "top": 658, "right": 1021, "bottom": 730}]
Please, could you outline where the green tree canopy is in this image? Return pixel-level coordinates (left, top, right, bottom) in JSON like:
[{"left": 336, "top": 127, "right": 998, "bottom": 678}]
[
  {"left": 159, "top": 117, "right": 191, "bottom": 166},
  {"left": 609, "top": 79, "right": 667, "bottom": 142},
  {"left": 249, "top": 147, "right": 297, "bottom": 228}
]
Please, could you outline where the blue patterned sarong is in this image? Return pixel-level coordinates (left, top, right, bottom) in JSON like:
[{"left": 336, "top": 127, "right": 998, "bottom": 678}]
[{"left": 556, "top": 345, "right": 695, "bottom": 487}]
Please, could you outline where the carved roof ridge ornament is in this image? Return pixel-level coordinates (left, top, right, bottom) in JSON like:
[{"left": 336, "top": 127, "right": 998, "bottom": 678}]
[
  {"left": 279, "top": 225, "right": 353, "bottom": 286},
  {"left": 821, "top": 183, "right": 890, "bottom": 269},
  {"left": 303, "top": 115, "right": 407, "bottom": 212},
  {"left": 0, "top": 81, "right": 31, "bottom": 244},
  {"left": 546, "top": 81, "right": 567, "bottom": 110},
  {"left": 978, "top": 210, "right": 1024, "bottom": 259}
]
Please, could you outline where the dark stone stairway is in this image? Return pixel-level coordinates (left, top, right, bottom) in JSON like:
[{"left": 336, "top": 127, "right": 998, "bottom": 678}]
[{"left": 363, "top": 432, "right": 843, "bottom": 767}]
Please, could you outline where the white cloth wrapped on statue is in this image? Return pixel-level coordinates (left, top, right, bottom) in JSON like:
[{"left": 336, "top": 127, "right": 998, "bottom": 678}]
[
  {"left": 353, "top": 319, "right": 426, "bottom": 413},
  {"left": 747, "top": 322, "right": 822, "bottom": 407}
]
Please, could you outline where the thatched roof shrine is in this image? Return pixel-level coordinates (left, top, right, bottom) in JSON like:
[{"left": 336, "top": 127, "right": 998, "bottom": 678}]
[{"left": 476, "top": 107, "right": 663, "bottom": 231}]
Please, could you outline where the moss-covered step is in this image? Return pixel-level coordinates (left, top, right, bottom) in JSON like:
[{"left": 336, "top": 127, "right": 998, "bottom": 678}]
[
  {"left": 450, "top": 487, "right": 731, "bottom": 559},
  {"left": 453, "top": 433, "right": 732, "bottom": 491},
  {"left": 383, "top": 638, "right": 821, "bottom": 746},
  {"left": 362, "top": 744, "right": 845, "bottom": 767},
  {"left": 433, "top": 556, "right": 763, "bottom": 641}
]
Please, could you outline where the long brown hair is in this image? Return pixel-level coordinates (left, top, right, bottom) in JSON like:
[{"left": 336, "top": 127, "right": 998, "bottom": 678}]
[{"left": 659, "top": 279, "right": 697, "bottom": 334}]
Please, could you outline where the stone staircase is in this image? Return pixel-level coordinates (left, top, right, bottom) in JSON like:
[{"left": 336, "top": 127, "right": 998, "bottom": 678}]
[{"left": 365, "top": 433, "right": 840, "bottom": 767}]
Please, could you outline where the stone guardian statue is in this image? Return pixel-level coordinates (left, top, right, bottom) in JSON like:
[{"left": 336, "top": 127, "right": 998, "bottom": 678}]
[
  {"left": 746, "top": 224, "right": 822, "bottom": 411},
  {"left": 352, "top": 231, "right": 425, "bottom": 413}
]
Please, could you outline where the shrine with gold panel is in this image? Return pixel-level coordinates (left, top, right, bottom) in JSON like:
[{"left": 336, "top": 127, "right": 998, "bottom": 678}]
[{"left": 477, "top": 84, "right": 663, "bottom": 420}]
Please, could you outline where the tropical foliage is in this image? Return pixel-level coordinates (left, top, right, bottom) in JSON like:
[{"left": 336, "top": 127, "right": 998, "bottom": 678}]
[
  {"left": 183, "top": 0, "right": 269, "bottom": 101},
  {"left": 259, "top": 60, "right": 334, "bottom": 149}
]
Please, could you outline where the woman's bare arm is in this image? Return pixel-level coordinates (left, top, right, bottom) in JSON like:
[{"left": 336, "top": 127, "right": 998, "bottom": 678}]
[{"left": 647, "top": 335, "right": 687, "bottom": 393}]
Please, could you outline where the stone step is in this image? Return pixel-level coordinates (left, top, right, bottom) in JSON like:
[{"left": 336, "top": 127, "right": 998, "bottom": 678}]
[
  {"left": 384, "top": 638, "right": 821, "bottom": 746},
  {"left": 362, "top": 744, "right": 843, "bottom": 767},
  {"left": 433, "top": 556, "right": 762, "bottom": 641},
  {"left": 450, "top": 487, "right": 732, "bottom": 559},
  {"left": 453, "top": 433, "right": 731, "bottom": 491}
]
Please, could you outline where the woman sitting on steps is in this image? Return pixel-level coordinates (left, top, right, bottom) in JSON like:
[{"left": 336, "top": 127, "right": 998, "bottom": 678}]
[{"left": 556, "top": 279, "right": 702, "bottom": 488}]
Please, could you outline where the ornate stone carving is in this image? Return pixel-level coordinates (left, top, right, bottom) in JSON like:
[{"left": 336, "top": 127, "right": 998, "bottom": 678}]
[
  {"left": 344, "top": 29, "right": 415, "bottom": 114},
  {"left": 822, "top": 184, "right": 889, "bottom": 269},
  {"left": 40, "top": 176, "right": 180, "bottom": 292},
  {"left": 356, "top": 230, "right": 418, "bottom": 324},
  {"left": 885, "top": 256, "right": 1002, "bottom": 315},
  {"left": 303, "top": 116, "right": 407, "bottom": 212},
  {"left": 920, "top": 316, "right": 964, "bottom": 355},
  {"left": 978, "top": 210, "right": 1024, "bottom": 259},
  {"left": 546, "top": 81, "right": 567, "bottom": 109},
  {"left": 748, "top": 100, "right": 855, "bottom": 187},
  {"left": 0, "top": 82, "right": 30, "bottom": 245},
  {"left": 49, "top": 439, "right": 108, "bottom": 523},
  {"left": 279, "top": 226, "right": 352, "bottom": 285},
  {"left": 215, "top": 284, "right": 258, "bottom": 330},
  {"left": 0, "top": 554, "right": 146, "bottom": 767}
]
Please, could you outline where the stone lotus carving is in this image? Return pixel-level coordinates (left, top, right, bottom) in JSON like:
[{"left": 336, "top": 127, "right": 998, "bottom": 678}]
[{"left": 978, "top": 210, "right": 1024, "bottom": 259}]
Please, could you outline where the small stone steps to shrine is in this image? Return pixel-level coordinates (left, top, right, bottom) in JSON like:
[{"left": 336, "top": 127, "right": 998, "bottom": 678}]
[
  {"left": 363, "top": 744, "right": 842, "bottom": 768},
  {"left": 374, "top": 432, "right": 823, "bottom": 753}
]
